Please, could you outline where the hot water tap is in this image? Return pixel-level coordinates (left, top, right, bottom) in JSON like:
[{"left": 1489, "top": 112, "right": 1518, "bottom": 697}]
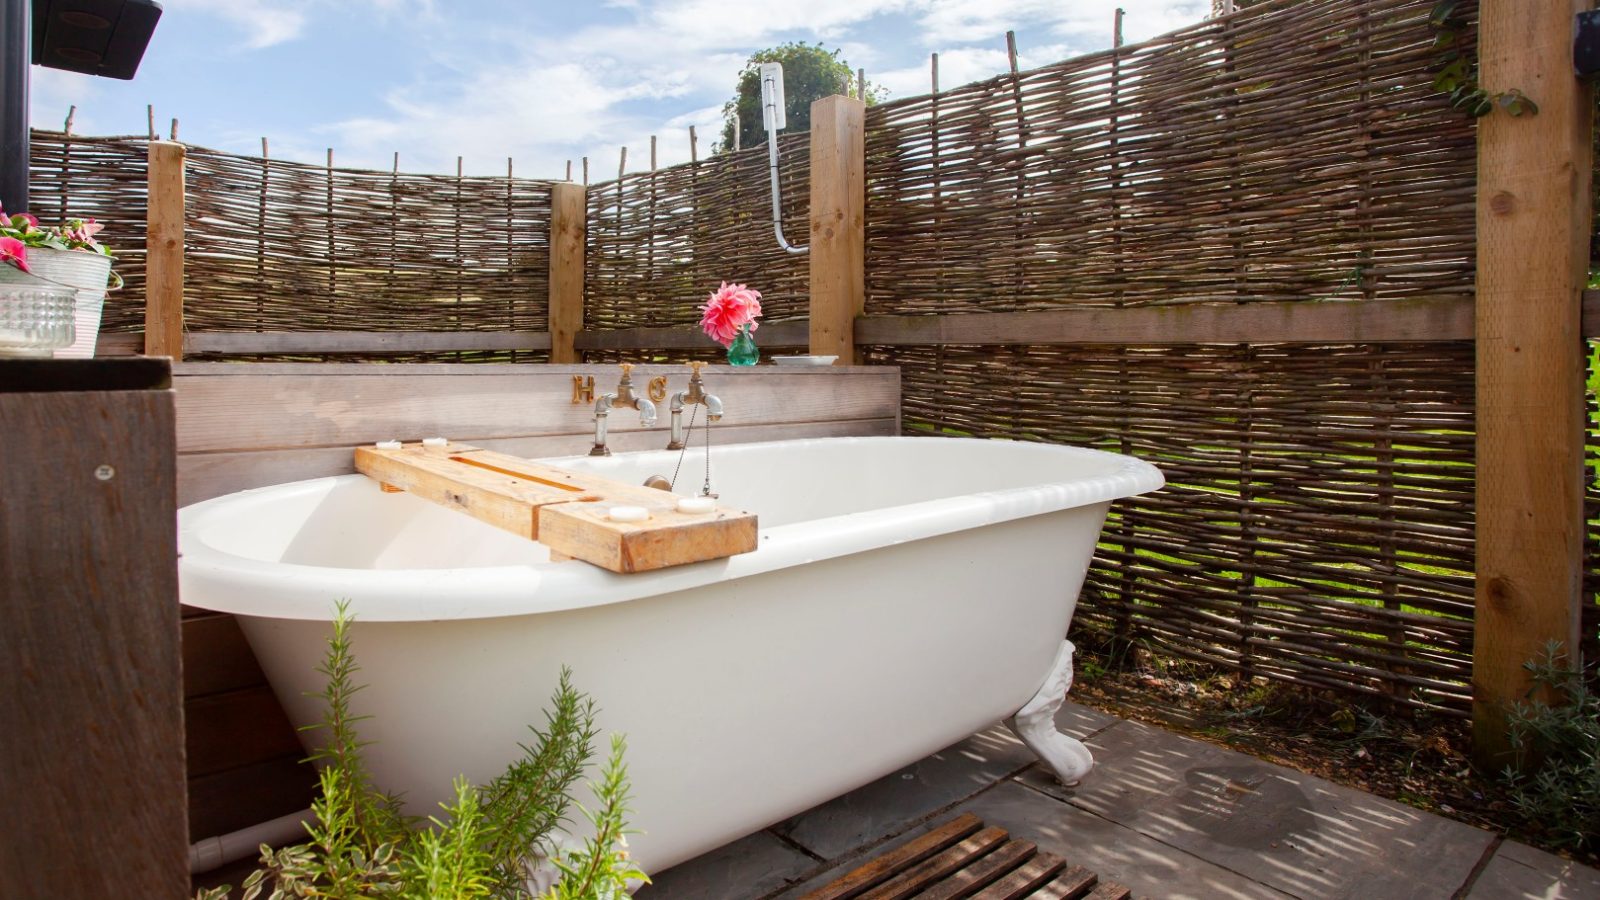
[
  {"left": 668, "top": 361, "right": 723, "bottom": 451},
  {"left": 590, "top": 364, "right": 657, "bottom": 457}
]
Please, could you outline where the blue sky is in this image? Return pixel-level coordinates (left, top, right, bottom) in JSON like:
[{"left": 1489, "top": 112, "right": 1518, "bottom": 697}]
[{"left": 30, "top": 0, "right": 1210, "bottom": 179}]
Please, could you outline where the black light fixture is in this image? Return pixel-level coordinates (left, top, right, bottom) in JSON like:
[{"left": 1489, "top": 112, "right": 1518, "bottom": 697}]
[
  {"left": 32, "top": 0, "right": 162, "bottom": 80},
  {"left": 1, "top": 0, "right": 162, "bottom": 212}
]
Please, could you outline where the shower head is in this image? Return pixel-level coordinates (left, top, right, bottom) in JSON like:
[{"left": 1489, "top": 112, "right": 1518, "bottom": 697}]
[{"left": 759, "top": 62, "right": 786, "bottom": 131}]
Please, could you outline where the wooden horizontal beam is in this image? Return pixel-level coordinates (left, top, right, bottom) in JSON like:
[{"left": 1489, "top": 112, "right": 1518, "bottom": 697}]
[
  {"left": 95, "top": 291, "right": 1600, "bottom": 357},
  {"left": 183, "top": 331, "right": 552, "bottom": 354},
  {"left": 856, "top": 297, "right": 1483, "bottom": 345},
  {"left": 575, "top": 320, "right": 810, "bottom": 351}
]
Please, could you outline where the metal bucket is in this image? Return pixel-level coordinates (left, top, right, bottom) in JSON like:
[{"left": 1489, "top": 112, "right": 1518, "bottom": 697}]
[{"left": 25, "top": 248, "right": 114, "bottom": 358}]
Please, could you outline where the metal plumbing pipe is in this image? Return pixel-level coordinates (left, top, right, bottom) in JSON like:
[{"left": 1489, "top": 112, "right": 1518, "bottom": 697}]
[
  {"left": 189, "top": 807, "right": 315, "bottom": 874},
  {"left": 764, "top": 73, "right": 807, "bottom": 255},
  {"left": 0, "top": 0, "right": 29, "bottom": 213}
]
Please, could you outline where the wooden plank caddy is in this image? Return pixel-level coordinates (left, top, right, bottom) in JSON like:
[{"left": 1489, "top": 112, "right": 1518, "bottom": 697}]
[{"left": 353, "top": 440, "right": 757, "bottom": 573}]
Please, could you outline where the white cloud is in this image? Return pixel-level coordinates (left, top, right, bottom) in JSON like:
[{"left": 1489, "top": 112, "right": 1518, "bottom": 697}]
[
  {"left": 161, "top": 0, "right": 438, "bottom": 50},
  {"left": 115, "top": 0, "right": 1210, "bottom": 178},
  {"left": 28, "top": 67, "right": 101, "bottom": 133},
  {"left": 162, "top": 0, "right": 310, "bottom": 49},
  {"left": 919, "top": 0, "right": 1209, "bottom": 47}
]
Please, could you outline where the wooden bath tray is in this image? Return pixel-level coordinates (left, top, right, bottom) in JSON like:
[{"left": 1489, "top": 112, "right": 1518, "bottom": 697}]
[{"left": 353, "top": 441, "right": 757, "bottom": 573}]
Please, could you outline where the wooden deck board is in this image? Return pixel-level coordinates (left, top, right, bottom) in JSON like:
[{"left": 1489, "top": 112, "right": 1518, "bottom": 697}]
[{"left": 809, "top": 816, "right": 1140, "bottom": 900}]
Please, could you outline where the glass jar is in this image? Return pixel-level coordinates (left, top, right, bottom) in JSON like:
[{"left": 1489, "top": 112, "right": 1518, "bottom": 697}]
[{"left": 0, "top": 267, "right": 78, "bottom": 357}]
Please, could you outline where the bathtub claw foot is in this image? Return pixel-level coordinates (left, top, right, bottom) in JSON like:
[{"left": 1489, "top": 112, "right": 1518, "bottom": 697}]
[{"left": 1006, "top": 640, "right": 1093, "bottom": 786}]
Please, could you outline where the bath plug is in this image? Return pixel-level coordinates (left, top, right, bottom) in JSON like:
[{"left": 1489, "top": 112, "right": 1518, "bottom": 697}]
[
  {"left": 422, "top": 437, "right": 448, "bottom": 447},
  {"left": 375, "top": 440, "right": 402, "bottom": 450},
  {"left": 677, "top": 497, "right": 716, "bottom": 515},
  {"left": 607, "top": 505, "right": 649, "bottom": 523}
]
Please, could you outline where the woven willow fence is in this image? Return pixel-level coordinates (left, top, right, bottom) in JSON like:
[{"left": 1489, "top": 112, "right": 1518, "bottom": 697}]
[
  {"left": 26, "top": 132, "right": 150, "bottom": 332},
  {"left": 870, "top": 341, "right": 1479, "bottom": 709},
  {"left": 584, "top": 132, "right": 812, "bottom": 335},
  {"left": 28, "top": 132, "right": 555, "bottom": 359},
  {"left": 861, "top": 0, "right": 1490, "bottom": 710}
]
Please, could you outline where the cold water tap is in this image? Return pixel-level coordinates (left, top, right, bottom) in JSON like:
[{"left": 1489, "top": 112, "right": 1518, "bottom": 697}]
[
  {"left": 668, "top": 361, "right": 723, "bottom": 450},
  {"left": 590, "top": 364, "right": 657, "bottom": 457}
]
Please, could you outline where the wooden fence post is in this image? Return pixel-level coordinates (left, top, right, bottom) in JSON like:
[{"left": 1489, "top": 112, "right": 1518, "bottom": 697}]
[
  {"left": 144, "top": 140, "right": 185, "bottom": 358},
  {"left": 548, "top": 181, "right": 586, "bottom": 364},
  {"left": 1473, "top": 0, "right": 1593, "bottom": 765},
  {"left": 809, "top": 95, "right": 866, "bottom": 365}
]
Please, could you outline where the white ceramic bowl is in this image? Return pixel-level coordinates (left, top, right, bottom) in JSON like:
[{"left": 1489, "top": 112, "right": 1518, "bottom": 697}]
[{"left": 772, "top": 355, "right": 839, "bottom": 366}]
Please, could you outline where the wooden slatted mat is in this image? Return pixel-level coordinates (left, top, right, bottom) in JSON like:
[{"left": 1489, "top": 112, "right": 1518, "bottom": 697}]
[
  {"left": 799, "top": 813, "right": 1133, "bottom": 900},
  {"left": 354, "top": 440, "right": 756, "bottom": 573}
]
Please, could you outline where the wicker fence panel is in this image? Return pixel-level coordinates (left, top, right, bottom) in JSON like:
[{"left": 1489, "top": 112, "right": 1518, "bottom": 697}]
[
  {"left": 869, "top": 340, "right": 1478, "bottom": 710},
  {"left": 584, "top": 133, "right": 811, "bottom": 340},
  {"left": 182, "top": 148, "right": 552, "bottom": 339},
  {"left": 28, "top": 133, "right": 555, "bottom": 357},
  {"left": 862, "top": 0, "right": 1475, "bottom": 315},
  {"left": 26, "top": 131, "right": 150, "bottom": 332}
]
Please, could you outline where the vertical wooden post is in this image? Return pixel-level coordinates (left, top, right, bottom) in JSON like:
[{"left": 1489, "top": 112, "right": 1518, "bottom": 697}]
[
  {"left": 808, "top": 95, "right": 866, "bottom": 365},
  {"left": 144, "top": 140, "right": 185, "bottom": 358},
  {"left": 1473, "top": 0, "right": 1593, "bottom": 765},
  {"left": 548, "top": 181, "right": 586, "bottom": 364}
]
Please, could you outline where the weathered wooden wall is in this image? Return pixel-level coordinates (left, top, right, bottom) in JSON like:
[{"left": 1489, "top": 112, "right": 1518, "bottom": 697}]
[
  {"left": 172, "top": 363, "right": 898, "bottom": 504},
  {"left": 0, "top": 359, "right": 187, "bottom": 896}
]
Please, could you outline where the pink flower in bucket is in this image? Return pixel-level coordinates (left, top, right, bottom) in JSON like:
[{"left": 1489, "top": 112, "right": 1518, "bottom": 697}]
[
  {"left": 0, "top": 236, "right": 29, "bottom": 273},
  {"left": 699, "top": 281, "right": 762, "bottom": 347}
]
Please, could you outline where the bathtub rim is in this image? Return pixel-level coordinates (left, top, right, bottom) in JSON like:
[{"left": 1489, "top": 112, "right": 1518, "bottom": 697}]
[{"left": 179, "top": 436, "right": 1163, "bottom": 622}]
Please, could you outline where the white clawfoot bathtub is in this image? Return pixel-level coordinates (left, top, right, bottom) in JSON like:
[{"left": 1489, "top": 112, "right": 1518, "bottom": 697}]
[{"left": 178, "top": 436, "right": 1163, "bottom": 875}]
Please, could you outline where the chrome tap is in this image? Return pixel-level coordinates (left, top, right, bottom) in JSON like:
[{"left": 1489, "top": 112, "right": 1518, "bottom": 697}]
[
  {"left": 667, "top": 361, "right": 724, "bottom": 450},
  {"left": 590, "top": 364, "right": 658, "bottom": 457}
]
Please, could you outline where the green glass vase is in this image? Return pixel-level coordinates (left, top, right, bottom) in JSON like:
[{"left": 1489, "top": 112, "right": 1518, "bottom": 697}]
[{"left": 727, "top": 322, "right": 759, "bottom": 366}]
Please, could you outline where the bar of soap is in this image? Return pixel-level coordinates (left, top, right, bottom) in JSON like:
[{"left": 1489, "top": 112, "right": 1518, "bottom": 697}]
[
  {"left": 376, "top": 440, "right": 402, "bottom": 450},
  {"left": 422, "top": 437, "right": 448, "bottom": 447},
  {"left": 608, "top": 505, "right": 649, "bottom": 523},
  {"left": 676, "top": 497, "right": 716, "bottom": 515}
]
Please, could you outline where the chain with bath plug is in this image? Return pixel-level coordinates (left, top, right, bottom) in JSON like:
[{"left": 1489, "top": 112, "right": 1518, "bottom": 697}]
[{"left": 668, "top": 361, "right": 721, "bottom": 498}]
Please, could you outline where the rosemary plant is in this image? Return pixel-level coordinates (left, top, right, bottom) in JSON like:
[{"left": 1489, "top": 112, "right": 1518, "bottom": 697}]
[
  {"left": 196, "top": 602, "right": 643, "bottom": 899},
  {"left": 1502, "top": 644, "right": 1600, "bottom": 854}
]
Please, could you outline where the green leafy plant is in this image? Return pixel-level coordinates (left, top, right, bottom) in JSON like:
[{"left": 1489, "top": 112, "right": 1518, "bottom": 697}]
[
  {"left": 546, "top": 736, "right": 648, "bottom": 900},
  {"left": 197, "top": 602, "right": 642, "bottom": 899},
  {"left": 717, "top": 42, "right": 887, "bottom": 152},
  {"left": 1429, "top": 0, "right": 1537, "bottom": 119},
  {"left": 1502, "top": 644, "right": 1600, "bottom": 854}
]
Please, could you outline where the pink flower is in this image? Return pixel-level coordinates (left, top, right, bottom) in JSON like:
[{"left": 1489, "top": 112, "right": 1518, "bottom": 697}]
[
  {"left": 698, "top": 281, "right": 763, "bottom": 347},
  {"left": 1, "top": 236, "right": 30, "bottom": 273},
  {"left": 7, "top": 211, "right": 37, "bottom": 228}
]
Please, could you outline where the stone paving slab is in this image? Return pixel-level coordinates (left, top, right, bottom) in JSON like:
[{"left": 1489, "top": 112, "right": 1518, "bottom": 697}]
[
  {"left": 632, "top": 701, "right": 1600, "bottom": 900},
  {"left": 771, "top": 702, "right": 1117, "bottom": 861},
  {"left": 637, "top": 829, "right": 816, "bottom": 900},
  {"left": 1466, "top": 839, "right": 1600, "bottom": 899},
  {"left": 771, "top": 723, "right": 1036, "bottom": 861},
  {"left": 1019, "top": 719, "right": 1495, "bottom": 900}
]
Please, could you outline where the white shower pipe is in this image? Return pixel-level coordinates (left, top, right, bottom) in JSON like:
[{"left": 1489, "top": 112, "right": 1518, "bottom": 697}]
[
  {"left": 761, "top": 64, "right": 808, "bottom": 255},
  {"left": 188, "top": 807, "right": 316, "bottom": 874}
]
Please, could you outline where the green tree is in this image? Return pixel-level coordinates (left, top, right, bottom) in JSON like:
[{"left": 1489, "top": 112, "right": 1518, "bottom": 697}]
[{"left": 717, "top": 42, "right": 886, "bottom": 152}]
